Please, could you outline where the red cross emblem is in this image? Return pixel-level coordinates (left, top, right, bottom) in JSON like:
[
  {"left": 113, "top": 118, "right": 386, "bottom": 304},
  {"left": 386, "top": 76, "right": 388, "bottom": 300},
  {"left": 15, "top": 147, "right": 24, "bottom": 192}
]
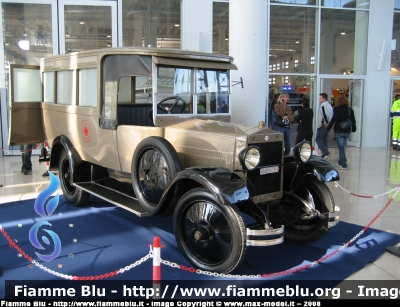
[{"left": 81, "top": 120, "right": 92, "bottom": 143}]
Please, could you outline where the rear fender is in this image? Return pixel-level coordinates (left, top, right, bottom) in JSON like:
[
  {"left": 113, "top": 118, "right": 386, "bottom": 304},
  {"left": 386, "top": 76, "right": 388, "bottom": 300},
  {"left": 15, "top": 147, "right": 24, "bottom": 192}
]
[{"left": 49, "top": 136, "right": 91, "bottom": 183}]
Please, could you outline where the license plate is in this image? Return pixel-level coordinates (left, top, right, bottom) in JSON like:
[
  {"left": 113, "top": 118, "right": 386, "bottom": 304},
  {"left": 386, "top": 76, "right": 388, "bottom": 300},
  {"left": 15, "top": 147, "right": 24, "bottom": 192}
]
[{"left": 260, "top": 166, "right": 279, "bottom": 175}]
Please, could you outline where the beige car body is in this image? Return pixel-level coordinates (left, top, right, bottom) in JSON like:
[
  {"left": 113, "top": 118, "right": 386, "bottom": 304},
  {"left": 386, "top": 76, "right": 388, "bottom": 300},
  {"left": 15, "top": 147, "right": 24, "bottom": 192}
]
[
  {"left": 9, "top": 47, "right": 284, "bottom": 203},
  {"left": 8, "top": 47, "right": 339, "bottom": 274}
]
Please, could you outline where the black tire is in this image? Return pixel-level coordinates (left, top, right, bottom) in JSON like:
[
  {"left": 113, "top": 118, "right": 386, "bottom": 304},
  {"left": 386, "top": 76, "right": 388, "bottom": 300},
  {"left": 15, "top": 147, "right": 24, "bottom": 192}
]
[
  {"left": 173, "top": 187, "right": 247, "bottom": 273},
  {"left": 59, "top": 149, "right": 90, "bottom": 206},
  {"left": 132, "top": 137, "right": 182, "bottom": 214},
  {"left": 284, "top": 176, "right": 334, "bottom": 243}
]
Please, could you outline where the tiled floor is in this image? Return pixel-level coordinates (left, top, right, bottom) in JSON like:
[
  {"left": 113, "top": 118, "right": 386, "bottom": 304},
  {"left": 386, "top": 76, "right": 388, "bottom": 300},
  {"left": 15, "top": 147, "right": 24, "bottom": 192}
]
[{"left": 0, "top": 147, "right": 399, "bottom": 280}]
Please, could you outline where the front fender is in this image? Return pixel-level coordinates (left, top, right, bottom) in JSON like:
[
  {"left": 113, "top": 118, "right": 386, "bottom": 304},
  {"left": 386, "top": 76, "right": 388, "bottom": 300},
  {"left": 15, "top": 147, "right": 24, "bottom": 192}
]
[
  {"left": 283, "top": 155, "right": 339, "bottom": 188},
  {"left": 154, "top": 166, "right": 250, "bottom": 217}
]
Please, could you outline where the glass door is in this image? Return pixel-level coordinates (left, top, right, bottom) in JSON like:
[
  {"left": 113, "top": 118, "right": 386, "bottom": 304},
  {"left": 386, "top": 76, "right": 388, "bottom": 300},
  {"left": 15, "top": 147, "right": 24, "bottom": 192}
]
[
  {"left": 389, "top": 79, "right": 400, "bottom": 147},
  {"left": 0, "top": 1, "right": 56, "bottom": 156},
  {"left": 59, "top": 0, "right": 117, "bottom": 54},
  {"left": 347, "top": 79, "right": 363, "bottom": 147},
  {"left": 319, "top": 77, "right": 363, "bottom": 148}
]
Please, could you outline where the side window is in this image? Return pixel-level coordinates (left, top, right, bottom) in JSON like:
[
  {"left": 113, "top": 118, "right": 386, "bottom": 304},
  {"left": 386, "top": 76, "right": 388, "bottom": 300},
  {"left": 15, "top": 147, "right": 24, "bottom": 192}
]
[
  {"left": 197, "top": 69, "right": 229, "bottom": 114},
  {"left": 57, "top": 71, "right": 74, "bottom": 105},
  {"left": 13, "top": 68, "right": 41, "bottom": 102},
  {"left": 79, "top": 68, "right": 97, "bottom": 107},
  {"left": 104, "top": 81, "right": 117, "bottom": 120},
  {"left": 135, "top": 76, "right": 152, "bottom": 104},
  {"left": 43, "top": 71, "right": 54, "bottom": 103},
  {"left": 117, "top": 76, "right": 152, "bottom": 105},
  {"left": 118, "top": 77, "right": 132, "bottom": 104}
]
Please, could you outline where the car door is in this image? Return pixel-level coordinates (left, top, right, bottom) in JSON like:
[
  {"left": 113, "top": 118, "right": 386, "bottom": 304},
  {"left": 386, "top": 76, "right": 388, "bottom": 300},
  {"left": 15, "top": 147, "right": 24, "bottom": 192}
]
[{"left": 8, "top": 64, "right": 45, "bottom": 146}]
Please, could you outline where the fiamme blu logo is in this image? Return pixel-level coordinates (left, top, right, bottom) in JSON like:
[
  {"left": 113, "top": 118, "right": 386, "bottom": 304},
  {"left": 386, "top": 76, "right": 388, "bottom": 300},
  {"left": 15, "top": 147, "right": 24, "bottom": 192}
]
[{"left": 29, "top": 172, "right": 62, "bottom": 261}]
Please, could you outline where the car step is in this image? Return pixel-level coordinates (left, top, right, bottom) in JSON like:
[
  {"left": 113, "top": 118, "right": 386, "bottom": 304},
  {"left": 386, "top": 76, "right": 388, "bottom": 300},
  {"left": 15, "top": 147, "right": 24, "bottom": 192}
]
[
  {"left": 246, "top": 225, "right": 284, "bottom": 246},
  {"left": 74, "top": 181, "right": 148, "bottom": 216}
]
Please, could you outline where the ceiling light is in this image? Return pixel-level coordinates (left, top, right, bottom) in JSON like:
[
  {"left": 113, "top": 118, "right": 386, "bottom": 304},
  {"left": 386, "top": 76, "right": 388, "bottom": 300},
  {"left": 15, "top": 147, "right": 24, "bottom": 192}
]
[
  {"left": 23, "top": 32, "right": 27, "bottom": 37},
  {"left": 341, "top": 30, "right": 346, "bottom": 35},
  {"left": 107, "top": 42, "right": 111, "bottom": 47},
  {"left": 295, "top": 40, "right": 299, "bottom": 44},
  {"left": 66, "top": 33, "right": 70, "bottom": 37},
  {"left": 225, "top": 38, "right": 228, "bottom": 41},
  {"left": 107, "top": 33, "right": 111, "bottom": 38},
  {"left": 18, "top": 39, "right": 29, "bottom": 50},
  {"left": 5, "top": 42, "right": 9, "bottom": 46},
  {"left": 80, "top": 20, "right": 85, "bottom": 25},
  {"left": 174, "top": 24, "right": 179, "bottom": 27}
]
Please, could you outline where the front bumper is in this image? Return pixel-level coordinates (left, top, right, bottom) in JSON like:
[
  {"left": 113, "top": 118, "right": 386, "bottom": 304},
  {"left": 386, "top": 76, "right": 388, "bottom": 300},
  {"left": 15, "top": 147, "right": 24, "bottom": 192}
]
[
  {"left": 328, "top": 206, "right": 340, "bottom": 227},
  {"left": 246, "top": 225, "right": 284, "bottom": 246}
]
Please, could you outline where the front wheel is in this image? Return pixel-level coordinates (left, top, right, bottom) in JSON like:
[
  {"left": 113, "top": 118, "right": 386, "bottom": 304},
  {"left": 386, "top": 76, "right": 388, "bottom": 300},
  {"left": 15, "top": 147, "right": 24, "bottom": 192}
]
[
  {"left": 173, "top": 188, "right": 247, "bottom": 273},
  {"left": 132, "top": 137, "right": 181, "bottom": 214},
  {"left": 59, "top": 149, "right": 90, "bottom": 206},
  {"left": 284, "top": 176, "right": 334, "bottom": 243}
]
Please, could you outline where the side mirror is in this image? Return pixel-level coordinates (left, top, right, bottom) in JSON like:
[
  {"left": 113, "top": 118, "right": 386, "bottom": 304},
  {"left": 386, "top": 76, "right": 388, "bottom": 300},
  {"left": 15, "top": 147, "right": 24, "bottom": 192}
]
[{"left": 232, "top": 77, "right": 244, "bottom": 88}]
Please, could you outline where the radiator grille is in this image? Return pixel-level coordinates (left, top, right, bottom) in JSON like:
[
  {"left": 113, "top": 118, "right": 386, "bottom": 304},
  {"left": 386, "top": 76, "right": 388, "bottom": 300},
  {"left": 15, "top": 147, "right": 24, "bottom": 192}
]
[{"left": 246, "top": 141, "right": 283, "bottom": 197}]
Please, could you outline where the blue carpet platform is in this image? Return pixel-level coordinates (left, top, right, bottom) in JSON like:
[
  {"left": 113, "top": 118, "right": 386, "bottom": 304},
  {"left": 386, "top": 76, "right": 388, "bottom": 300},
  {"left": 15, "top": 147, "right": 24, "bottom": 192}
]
[{"left": 1, "top": 195, "right": 399, "bottom": 299}]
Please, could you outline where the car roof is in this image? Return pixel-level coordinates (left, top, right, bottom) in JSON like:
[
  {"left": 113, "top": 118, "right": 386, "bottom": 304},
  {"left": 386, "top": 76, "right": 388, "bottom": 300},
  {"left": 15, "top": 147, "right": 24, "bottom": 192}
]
[{"left": 42, "top": 47, "right": 235, "bottom": 64}]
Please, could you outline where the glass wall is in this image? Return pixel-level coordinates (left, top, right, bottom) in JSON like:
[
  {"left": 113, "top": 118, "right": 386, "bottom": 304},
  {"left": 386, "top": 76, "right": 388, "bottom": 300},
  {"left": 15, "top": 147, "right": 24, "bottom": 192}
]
[
  {"left": 271, "top": 0, "right": 317, "bottom": 5},
  {"left": 0, "top": 0, "right": 378, "bottom": 153},
  {"left": 392, "top": 12, "right": 400, "bottom": 75},
  {"left": 269, "top": 4, "right": 318, "bottom": 131},
  {"left": 2, "top": 3, "right": 53, "bottom": 65},
  {"left": 64, "top": 5, "right": 112, "bottom": 53},
  {"left": 269, "top": 5, "right": 317, "bottom": 74},
  {"left": 321, "top": 0, "right": 369, "bottom": 9},
  {"left": 213, "top": 1, "right": 229, "bottom": 54},
  {"left": 320, "top": 8, "right": 369, "bottom": 75},
  {"left": 121, "top": 0, "right": 181, "bottom": 48},
  {"left": 268, "top": 1, "right": 369, "bottom": 148}
]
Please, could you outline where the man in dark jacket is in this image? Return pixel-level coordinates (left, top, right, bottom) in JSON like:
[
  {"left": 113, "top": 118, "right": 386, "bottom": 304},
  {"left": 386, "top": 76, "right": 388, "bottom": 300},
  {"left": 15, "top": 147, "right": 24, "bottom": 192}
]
[{"left": 295, "top": 97, "right": 313, "bottom": 145}]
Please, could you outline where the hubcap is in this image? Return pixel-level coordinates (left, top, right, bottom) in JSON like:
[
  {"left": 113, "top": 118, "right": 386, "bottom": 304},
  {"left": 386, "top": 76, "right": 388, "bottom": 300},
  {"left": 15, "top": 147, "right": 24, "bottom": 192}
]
[
  {"left": 138, "top": 149, "right": 169, "bottom": 204},
  {"left": 183, "top": 201, "right": 232, "bottom": 265}
]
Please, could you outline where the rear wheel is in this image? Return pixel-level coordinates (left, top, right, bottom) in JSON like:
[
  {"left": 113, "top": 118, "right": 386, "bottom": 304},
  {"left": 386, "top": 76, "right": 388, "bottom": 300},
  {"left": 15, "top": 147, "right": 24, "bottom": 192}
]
[
  {"left": 59, "top": 150, "right": 90, "bottom": 206},
  {"left": 284, "top": 176, "right": 334, "bottom": 243},
  {"left": 173, "top": 188, "right": 246, "bottom": 273}
]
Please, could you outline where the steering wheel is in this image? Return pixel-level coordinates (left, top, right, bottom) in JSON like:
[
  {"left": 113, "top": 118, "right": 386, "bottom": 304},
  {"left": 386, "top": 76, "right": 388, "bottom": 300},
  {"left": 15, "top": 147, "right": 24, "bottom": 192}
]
[{"left": 157, "top": 96, "right": 186, "bottom": 114}]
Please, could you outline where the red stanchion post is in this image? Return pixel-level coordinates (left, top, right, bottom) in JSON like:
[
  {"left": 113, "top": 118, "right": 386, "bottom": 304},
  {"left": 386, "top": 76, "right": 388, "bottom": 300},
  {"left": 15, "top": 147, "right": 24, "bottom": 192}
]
[{"left": 153, "top": 236, "right": 161, "bottom": 299}]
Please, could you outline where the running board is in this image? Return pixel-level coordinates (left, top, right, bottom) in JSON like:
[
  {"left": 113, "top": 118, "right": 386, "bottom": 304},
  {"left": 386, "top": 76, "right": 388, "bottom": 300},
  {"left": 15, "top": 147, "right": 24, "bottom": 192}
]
[
  {"left": 74, "top": 181, "right": 148, "bottom": 217},
  {"left": 246, "top": 225, "right": 284, "bottom": 246}
]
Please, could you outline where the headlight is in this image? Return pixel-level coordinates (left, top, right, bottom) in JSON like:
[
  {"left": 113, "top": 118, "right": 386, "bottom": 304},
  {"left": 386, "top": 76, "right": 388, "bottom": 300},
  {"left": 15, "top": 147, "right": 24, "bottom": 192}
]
[
  {"left": 239, "top": 146, "right": 261, "bottom": 170},
  {"left": 293, "top": 141, "right": 312, "bottom": 163}
]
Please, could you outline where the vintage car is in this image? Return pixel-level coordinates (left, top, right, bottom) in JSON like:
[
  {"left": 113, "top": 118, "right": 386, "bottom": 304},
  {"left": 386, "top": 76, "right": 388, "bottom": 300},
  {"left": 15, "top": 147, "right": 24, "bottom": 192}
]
[{"left": 9, "top": 47, "right": 340, "bottom": 273}]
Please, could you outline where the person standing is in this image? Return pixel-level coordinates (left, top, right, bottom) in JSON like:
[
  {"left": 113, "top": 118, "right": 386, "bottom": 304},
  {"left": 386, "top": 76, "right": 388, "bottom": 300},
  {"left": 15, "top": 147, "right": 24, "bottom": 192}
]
[
  {"left": 315, "top": 93, "right": 333, "bottom": 159},
  {"left": 391, "top": 94, "right": 400, "bottom": 150},
  {"left": 273, "top": 93, "right": 295, "bottom": 156},
  {"left": 20, "top": 144, "right": 33, "bottom": 175},
  {"left": 326, "top": 95, "right": 356, "bottom": 170},
  {"left": 295, "top": 97, "right": 313, "bottom": 145}
]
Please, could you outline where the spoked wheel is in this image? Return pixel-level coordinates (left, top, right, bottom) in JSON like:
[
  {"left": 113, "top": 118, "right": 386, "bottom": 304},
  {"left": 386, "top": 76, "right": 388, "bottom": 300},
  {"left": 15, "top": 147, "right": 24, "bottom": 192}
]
[
  {"left": 132, "top": 137, "right": 181, "bottom": 214},
  {"left": 173, "top": 188, "right": 246, "bottom": 273},
  {"left": 59, "top": 150, "right": 90, "bottom": 206},
  {"left": 284, "top": 176, "right": 334, "bottom": 243}
]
